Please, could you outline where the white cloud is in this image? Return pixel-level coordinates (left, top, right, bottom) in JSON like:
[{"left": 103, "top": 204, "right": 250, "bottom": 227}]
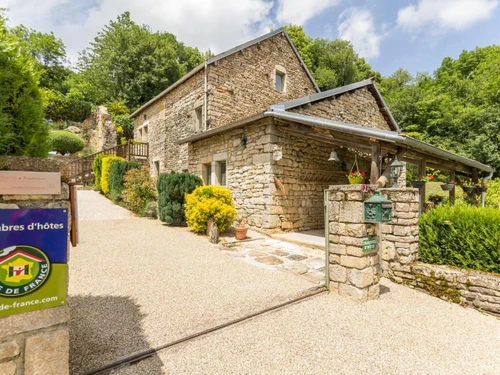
[
  {"left": 337, "top": 7, "right": 384, "bottom": 59},
  {"left": 3, "top": 0, "right": 276, "bottom": 66},
  {"left": 276, "top": 0, "right": 340, "bottom": 25},
  {"left": 397, "top": 0, "right": 499, "bottom": 31}
]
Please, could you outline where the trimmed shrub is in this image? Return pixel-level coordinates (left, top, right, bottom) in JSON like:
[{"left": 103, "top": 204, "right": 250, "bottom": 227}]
[
  {"left": 92, "top": 154, "right": 107, "bottom": 191},
  {"left": 185, "top": 186, "right": 236, "bottom": 234},
  {"left": 485, "top": 178, "right": 500, "bottom": 207},
  {"left": 47, "top": 130, "right": 85, "bottom": 154},
  {"left": 122, "top": 167, "right": 157, "bottom": 215},
  {"left": 419, "top": 205, "right": 500, "bottom": 273},
  {"left": 109, "top": 160, "right": 141, "bottom": 200},
  {"left": 101, "top": 156, "right": 124, "bottom": 195},
  {"left": 157, "top": 172, "right": 202, "bottom": 226},
  {"left": 143, "top": 201, "right": 158, "bottom": 219}
]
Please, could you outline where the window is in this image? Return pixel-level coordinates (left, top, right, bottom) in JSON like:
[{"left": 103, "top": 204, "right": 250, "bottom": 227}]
[
  {"left": 143, "top": 114, "right": 147, "bottom": 121},
  {"left": 217, "top": 161, "right": 227, "bottom": 186},
  {"left": 275, "top": 71, "right": 285, "bottom": 91},
  {"left": 154, "top": 161, "right": 160, "bottom": 177},
  {"left": 141, "top": 125, "right": 148, "bottom": 143},
  {"left": 203, "top": 163, "right": 212, "bottom": 185},
  {"left": 195, "top": 106, "right": 203, "bottom": 130}
]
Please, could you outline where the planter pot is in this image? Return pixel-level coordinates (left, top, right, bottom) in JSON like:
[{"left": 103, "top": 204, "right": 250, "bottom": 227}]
[
  {"left": 235, "top": 227, "right": 248, "bottom": 240},
  {"left": 461, "top": 186, "right": 475, "bottom": 194},
  {"left": 478, "top": 186, "right": 488, "bottom": 193},
  {"left": 411, "top": 181, "right": 426, "bottom": 189},
  {"left": 348, "top": 176, "right": 364, "bottom": 185},
  {"left": 441, "top": 183, "right": 455, "bottom": 191}
]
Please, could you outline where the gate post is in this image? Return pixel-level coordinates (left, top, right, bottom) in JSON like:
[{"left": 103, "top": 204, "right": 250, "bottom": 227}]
[{"left": 327, "top": 185, "right": 380, "bottom": 301}]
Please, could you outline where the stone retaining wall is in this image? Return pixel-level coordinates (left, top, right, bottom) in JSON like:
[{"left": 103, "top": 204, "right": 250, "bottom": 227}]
[{"left": 0, "top": 157, "right": 70, "bottom": 375}]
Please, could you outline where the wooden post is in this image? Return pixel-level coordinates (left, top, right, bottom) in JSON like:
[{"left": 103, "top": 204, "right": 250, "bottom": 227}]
[
  {"left": 127, "top": 140, "right": 131, "bottom": 161},
  {"left": 450, "top": 170, "right": 456, "bottom": 204},
  {"left": 471, "top": 168, "right": 479, "bottom": 205},
  {"left": 418, "top": 159, "right": 426, "bottom": 213},
  {"left": 370, "top": 141, "right": 381, "bottom": 185}
]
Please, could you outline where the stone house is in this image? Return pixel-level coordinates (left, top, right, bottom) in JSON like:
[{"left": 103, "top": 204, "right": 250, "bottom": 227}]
[{"left": 131, "top": 28, "right": 492, "bottom": 233}]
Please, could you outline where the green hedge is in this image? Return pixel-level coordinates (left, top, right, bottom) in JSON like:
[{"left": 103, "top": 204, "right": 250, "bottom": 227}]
[
  {"left": 101, "top": 156, "right": 124, "bottom": 195},
  {"left": 47, "top": 130, "right": 85, "bottom": 154},
  {"left": 109, "top": 160, "right": 141, "bottom": 200},
  {"left": 92, "top": 154, "right": 108, "bottom": 191},
  {"left": 157, "top": 171, "right": 202, "bottom": 226},
  {"left": 419, "top": 205, "right": 500, "bottom": 273}
]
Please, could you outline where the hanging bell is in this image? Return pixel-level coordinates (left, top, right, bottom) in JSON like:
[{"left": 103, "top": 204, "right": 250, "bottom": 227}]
[{"left": 328, "top": 150, "right": 340, "bottom": 162}]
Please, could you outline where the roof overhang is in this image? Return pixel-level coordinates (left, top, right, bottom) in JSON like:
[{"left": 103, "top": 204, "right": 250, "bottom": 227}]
[{"left": 177, "top": 109, "right": 493, "bottom": 174}]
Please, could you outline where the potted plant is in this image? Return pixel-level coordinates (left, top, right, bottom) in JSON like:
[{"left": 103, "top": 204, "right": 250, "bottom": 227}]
[
  {"left": 458, "top": 178, "right": 475, "bottom": 194},
  {"left": 428, "top": 194, "right": 447, "bottom": 206},
  {"left": 440, "top": 178, "right": 455, "bottom": 191},
  {"left": 347, "top": 170, "right": 366, "bottom": 185},
  {"left": 412, "top": 175, "right": 433, "bottom": 188},
  {"left": 475, "top": 181, "right": 488, "bottom": 193},
  {"left": 234, "top": 218, "right": 248, "bottom": 240}
]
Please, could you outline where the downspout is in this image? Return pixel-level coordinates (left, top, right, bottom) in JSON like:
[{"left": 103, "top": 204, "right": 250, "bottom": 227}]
[
  {"left": 204, "top": 61, "right": 208, "bottom": 131},
  {"left": 481, "top": 170, "right": 494, "bottom": 207}
]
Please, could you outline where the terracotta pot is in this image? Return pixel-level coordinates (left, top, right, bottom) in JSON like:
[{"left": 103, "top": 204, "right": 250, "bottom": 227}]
[
  {"left": 235, "top": 227, "right": 248, "bottom": 240},
  {"left": 411, "top": 181, "right": 425, "bottom": 188},
  {"left": 348, "top": 176, "right": 364, "bottom": 185},
  {"left": 440, "top": 183, "right": 455, "bottom": 191}
]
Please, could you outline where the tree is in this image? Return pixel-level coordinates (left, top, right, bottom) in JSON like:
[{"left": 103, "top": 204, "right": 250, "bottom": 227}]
[
  {"left": 47, "top": 130, "right": 85, "bottom": 154},
  {"left": 78, "top": 12, "right": 204, "bottom": 110},
  {"left": 0, "top": 14, "right": 48, "bottom": 157}
]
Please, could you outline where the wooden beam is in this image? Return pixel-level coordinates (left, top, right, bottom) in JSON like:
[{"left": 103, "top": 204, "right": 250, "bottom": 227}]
[
  {"left": 418, "top": 158, "right": 426, "bottom": 213},
  {"left": 370, "top": 142, "right": 381, "bottom": 184}
]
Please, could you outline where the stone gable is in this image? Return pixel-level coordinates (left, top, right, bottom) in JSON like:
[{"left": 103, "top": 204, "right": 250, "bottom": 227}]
[{"left": 289, "top": 87, "right": 392, "bottom": 131}]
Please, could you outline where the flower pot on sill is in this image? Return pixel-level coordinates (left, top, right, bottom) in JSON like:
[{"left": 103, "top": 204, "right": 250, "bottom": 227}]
[
  {"left": 440, "top": 183, "right": 455, "bottom": 191},
  {"left": 461, "top": 186, "right": 475, "bottom": 194},
  {"left": 348, "top": 176, "right": 364, "bottom": 185},
  {"left": 235, "top": 227, "right": 248, "bottom": 240},
  {"left": 411, "top": 181, "right": 425, "bottom": 189}
]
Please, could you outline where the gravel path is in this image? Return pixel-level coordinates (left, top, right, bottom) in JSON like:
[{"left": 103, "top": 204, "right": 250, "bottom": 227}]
[
  {"left": 70, "top": 191, "right": 500, "bottom": 375},
  {"left": 69, "top": 191, "right": 313, "bottom": 374}
]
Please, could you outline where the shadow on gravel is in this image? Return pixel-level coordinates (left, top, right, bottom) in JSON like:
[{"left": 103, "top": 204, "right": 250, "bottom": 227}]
[{"left": 69, "top": 295, "right": 164, "bottom": 375}]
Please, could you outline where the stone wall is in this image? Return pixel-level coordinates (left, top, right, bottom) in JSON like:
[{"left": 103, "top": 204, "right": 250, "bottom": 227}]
[
  {"left": 0, "top": 157, "right": 70, "bottom": 375},
  {"left": 82, "top": 106, "right": 117, "bottom": 154},
  {"left": 327, "top": 185, "right": 381, "bottom": 301},
  {"left": 133, "top": 31, "right": 317, "bottom": 174},
  {"left": 207, "top": 33, "right": 317, "bottom": 129},
  {"left": 290, "top": 86, "right": 392, "bottom": 131}
]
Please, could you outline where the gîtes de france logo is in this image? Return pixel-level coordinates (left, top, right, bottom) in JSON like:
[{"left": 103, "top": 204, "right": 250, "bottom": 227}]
[{"left": 0, "top": 245, "right": 50, "bottom": 297}]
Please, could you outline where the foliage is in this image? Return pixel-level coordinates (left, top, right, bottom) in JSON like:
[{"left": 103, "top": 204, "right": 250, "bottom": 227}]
[
  {"left": 109, "top": 160, "right": 141, "bottom": 200},
  {"left": 0, "top": 14, "right": 49, "bottom": 157},
  {"left": 484, "top": 179, "right": 500, "bottom": 207},
  {"left": 428, "top": 194, "right": 447, "bottom": 206},
  {"left": 157, "top": 171, "right": 203, "bottom": 226},
  {"left": 43, "top": 89, "right": 92, "bottom": 122},
  {"left": 78, "top": 12, "right": 204, "bottom": 109},
  {"left": 185, "top": 186, "right": 236, "bottom": 234},
  {"left": 101, "top": 156, "right": 124, "bottom": 195},
  {"left": 92, "top": 154, "right": 108, "bottom": 191},
  {"left": 47, "top": 130, "right": 85, "bottom": 154},
  {"left": 143, "top": 201, "right": 158, "bottom": 219},
  {"left": 122, "top": 166, "right": 158, "bottom": 214},
  {"left": 419, "top": 206, "right": 500, "bottom": 273}
]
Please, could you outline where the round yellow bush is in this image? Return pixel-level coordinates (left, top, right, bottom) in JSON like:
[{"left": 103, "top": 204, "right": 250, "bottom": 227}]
[
  {"left": 101, "top": 156, "right": 124, "bottom": 195},
  {"left": 185, "top": 186, "right": 236, "bottom": 234}
]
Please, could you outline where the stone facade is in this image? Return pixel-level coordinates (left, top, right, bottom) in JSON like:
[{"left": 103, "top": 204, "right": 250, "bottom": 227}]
[
  {"left": 188, "top": 119, "right": 371, "bottom": 232},
  {"left": 0, "top": 157, "right": 70, "bottom": 375},
  {"left": 133, "top": 32, "right": 317, "bottom": 174},
  {"left": 290, "top": 87, "right": 393, "bottom": 131},
  {"left": 327, "top": 185, "right": 381, "bottom": 301}
]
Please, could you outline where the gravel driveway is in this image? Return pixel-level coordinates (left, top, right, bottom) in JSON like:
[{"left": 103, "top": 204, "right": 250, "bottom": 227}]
[{"left": 70, "top": 191, "right": 500, "bottom": 375}]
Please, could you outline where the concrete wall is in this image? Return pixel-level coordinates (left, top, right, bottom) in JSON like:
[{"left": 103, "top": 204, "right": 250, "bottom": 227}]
[
  {"left": 290, "top": 86, "right": 392, "bottom": 131},
  {"left": 0, "top": 157, "right": 70, "bottom": 375}
]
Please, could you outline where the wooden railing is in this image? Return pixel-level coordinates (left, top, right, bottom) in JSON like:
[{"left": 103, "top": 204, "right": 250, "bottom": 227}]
[{"left": 66, "top": 142, "right": 149, "bottom": 181}]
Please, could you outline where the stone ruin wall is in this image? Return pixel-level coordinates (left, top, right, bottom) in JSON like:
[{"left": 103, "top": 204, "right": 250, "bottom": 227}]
[{"left": 79, "top": 106, "right": 117, "bottom": 154}]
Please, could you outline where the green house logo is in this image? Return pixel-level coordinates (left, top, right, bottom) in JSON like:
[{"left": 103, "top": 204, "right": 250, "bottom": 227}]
[{"left": 0, "top": 246, "right": 50, "bottom": 297}]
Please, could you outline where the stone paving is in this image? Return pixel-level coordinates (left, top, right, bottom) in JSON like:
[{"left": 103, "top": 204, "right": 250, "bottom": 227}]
[{"left": 219, "top": 230, "right": 326, "bottom": 284}]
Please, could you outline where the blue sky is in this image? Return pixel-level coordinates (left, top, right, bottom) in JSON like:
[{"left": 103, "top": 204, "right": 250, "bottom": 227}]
[{"left": 4, "top": 0, "right": 500, "bottom": 78}]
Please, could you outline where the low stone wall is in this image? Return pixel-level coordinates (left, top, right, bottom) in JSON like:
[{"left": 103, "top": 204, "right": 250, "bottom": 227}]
[{"left": 0, "top": 157, "right": 70, "bottom": 375}]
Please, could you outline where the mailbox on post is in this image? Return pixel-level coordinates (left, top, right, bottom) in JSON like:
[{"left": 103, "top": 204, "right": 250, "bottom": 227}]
[{"left": 364, "top": 191, "right": 393, "bottom": 223}]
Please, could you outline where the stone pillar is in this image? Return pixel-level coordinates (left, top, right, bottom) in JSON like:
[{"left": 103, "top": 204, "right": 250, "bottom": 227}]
[
  {"left": 0, "top": 157, "right": 70, "bottom": 375},
  {"left": 328, "top": 185, "right": 381, "bottom": 301}
]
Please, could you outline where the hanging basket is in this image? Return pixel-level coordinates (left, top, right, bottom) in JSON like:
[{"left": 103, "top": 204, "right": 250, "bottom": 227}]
[
  {"left": 411, "top": 181, "right": 425, "bottom": 189},
  {"left": 461, "top": 186, "right": 475, "bottom": 194},
  {"left": 348, "top": 176, "right": 364, "bottom": 185},
  {"left": 440, "top": 183, "right": 455, "bottom": 191},
  {"left": 478, "top": 186, "right": 488, "bottom": 193}
]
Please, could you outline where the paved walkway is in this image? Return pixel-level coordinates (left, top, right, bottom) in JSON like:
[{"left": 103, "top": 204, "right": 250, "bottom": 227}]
[{"left": 70, "top": 190, "right": 500, "bottom": 375}]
